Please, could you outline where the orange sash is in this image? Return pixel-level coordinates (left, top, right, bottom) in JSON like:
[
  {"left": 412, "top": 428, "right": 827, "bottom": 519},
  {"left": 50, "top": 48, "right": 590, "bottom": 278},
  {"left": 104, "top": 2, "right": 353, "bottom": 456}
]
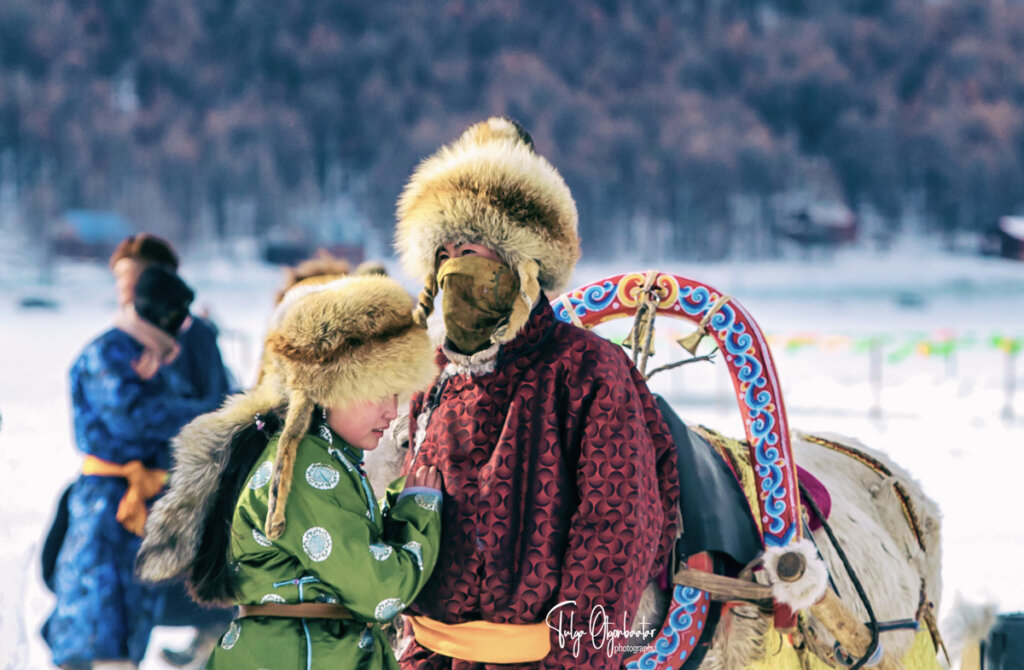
[
  {"left": 82, "top": 455, "right": 168, "bottom": 536},
  {"left": 407, "top": 615, "right": 551, "bottom": 664}
]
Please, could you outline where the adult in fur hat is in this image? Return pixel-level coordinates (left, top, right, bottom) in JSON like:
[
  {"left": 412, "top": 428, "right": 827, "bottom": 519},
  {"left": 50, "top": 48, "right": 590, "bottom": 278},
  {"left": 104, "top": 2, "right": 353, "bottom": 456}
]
[
  {"left": 43, "top": 267, "right": 223, "bottom": 670},
  {"left": 392, "top": 117, "right": 680, "bottom": 669},
  {"left": 271, "top": 248, "right": 351, "bottom": 305},
  {"left": 250, "top": 248, "right": 353, "bottom": 388},
  {"left": 135, "top": 275, "right": 443, "bottom": 670}
]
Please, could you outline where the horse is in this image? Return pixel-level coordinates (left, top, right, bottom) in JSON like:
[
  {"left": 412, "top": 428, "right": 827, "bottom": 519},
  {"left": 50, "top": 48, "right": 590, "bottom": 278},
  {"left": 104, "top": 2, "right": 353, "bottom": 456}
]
[{"left": 365, "top": 271, "right": 948, "bottom": 669}]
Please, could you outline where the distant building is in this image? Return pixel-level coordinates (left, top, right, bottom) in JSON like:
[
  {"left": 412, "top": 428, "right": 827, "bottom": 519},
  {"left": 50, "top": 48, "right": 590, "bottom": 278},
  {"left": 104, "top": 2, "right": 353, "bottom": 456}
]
[
  {"left": 774, "top": 202, "right": 857, "bottom": 249},
  {"left": 50, "top": 210, "right": 134, "bottom": 260},
  {"left": 982, "top": 216, "right": 1024, "bottom": 261}
]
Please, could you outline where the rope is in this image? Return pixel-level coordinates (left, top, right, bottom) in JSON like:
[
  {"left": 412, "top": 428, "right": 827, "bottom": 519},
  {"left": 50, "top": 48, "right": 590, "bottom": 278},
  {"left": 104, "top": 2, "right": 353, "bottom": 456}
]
[
  {"left": 800, "top": 434, "right": 927, "bottom": 555},
  {"left": 557, "top": 293, "right": 587, "bottom": 329},
  {"left": 802, "top": 432, "right": 947, "bottom": 662},
  {"left": 413, "top": 271, "right": 438, "bottom": 329},
  {"left": 628, "top": 271, "right": 661, "bottom": 376}
]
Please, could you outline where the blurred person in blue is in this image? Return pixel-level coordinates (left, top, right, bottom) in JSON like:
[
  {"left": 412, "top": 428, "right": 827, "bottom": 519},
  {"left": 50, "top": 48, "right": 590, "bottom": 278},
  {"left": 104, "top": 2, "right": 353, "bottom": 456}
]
[
  {"left": 43, "top": 266, "right": 224, "bottom": 670},
  {"left": 109, "top": 234, "right": 233, "bottom": 402},
  {"left": 109, "top": 234, "right": 236, "bottom": 666}
]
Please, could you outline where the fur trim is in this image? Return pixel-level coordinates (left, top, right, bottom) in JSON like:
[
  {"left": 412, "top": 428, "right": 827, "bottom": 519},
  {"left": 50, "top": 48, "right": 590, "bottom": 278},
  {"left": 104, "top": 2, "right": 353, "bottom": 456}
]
[
  {"left": 395, "top": 117, "right": 580, "bottom": 294},
  {"left": 441, "top": 341, "right": 500, "bottom": 377},
  {"left": 265, "top": 392, "right": 313, "bottom": 539},
  {"left": 274, "top": 249, "right": 350, "bottom": 305},
  {"left": 265, "top": 276, "right": 438, "bottom": 411},
  {"left": 702, "top": 602, "right": 772, "bottom": 670},
  {"left": 136, "top": 384, "right": 284, "bottom": 583},
  {"left": 762, "top": 538, "right": 830, "bottom": 611}
]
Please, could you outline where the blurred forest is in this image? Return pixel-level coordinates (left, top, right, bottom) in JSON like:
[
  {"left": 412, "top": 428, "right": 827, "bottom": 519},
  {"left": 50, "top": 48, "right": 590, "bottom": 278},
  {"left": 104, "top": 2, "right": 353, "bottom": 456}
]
[{"left": 2, "top": 0, "right": 1024, "bottom": 260}]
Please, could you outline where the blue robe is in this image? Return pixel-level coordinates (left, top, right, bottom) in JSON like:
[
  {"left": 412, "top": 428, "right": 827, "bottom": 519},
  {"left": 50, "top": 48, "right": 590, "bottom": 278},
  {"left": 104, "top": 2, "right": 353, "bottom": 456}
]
[
  {"left": 158, "top": 315, "right": 238, "bottom": 630},
  {"left": 170, "top": 316, "right": 233, "bottom": 401},
  {"left": 44, "top": 328, "right": 221, "bottom": 666}
]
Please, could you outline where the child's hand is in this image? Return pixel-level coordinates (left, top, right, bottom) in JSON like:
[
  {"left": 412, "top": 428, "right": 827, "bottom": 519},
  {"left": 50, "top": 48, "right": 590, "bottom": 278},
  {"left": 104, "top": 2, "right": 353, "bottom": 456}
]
[
  {"left": 132, "top": 350, "right": 162, "bottom": 380},
  {"left": 407, "top": 465, "right": 441, "bottom": 491}
]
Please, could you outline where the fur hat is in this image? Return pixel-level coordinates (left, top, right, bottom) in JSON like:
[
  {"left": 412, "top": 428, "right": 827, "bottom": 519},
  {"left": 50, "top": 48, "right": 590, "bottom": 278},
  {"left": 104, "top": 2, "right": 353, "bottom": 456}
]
[
  {"left": 273, "top": 249, "right": 351, "bottom": 305},
  {"left": 260, "top": 275, "right": 437, "bottom": 538},
  {"left": 353, "top": 259, "right": 388, "bottom": 276},
  {"left": 136, "top": 275, "right": 437, "bottom": 584},
  {"left": 109, "top": 233, "right": 179, "bottom": 270},
  {"left": 133, "top": 266, "right": 194, "bottom": 336},
  {"left": 395, "top": 117, "right": 580, "bottom": 341}
]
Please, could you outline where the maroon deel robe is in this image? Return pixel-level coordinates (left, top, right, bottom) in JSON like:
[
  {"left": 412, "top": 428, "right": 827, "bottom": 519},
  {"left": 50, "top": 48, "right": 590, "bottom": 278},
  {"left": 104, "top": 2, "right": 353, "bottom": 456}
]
[{"left": 400, "top": 299, "right": 679, "bottom": 670}]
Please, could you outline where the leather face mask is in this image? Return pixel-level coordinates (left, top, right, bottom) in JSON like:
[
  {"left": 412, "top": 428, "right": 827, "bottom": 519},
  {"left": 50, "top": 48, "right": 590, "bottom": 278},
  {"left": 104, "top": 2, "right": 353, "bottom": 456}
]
[{"left": 437, "top": 255, "right": 520, "bottom": 354}]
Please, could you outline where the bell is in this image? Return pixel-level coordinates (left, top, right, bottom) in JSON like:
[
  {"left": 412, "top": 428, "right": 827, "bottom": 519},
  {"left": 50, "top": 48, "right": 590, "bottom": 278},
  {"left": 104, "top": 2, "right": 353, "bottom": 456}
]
[
  {"left": 677, "top": 327, "right": 705, "bottom": 355},
  {"left": 622, "top": 322, "right": 656, "bottom": 355},
  {"left": 678, "top": 294, "right": 732, "bottom": 356}
]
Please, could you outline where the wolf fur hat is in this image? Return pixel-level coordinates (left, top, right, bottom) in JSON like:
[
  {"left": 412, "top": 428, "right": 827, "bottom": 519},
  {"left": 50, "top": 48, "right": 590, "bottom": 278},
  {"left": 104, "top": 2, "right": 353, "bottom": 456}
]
[
  {"left": 395, "top": 117, "right": 580, "bottom": 343},
  {"left": 260, "top": 274, "right": 437, "bottom": 538},
  {"left": 136, "top": 276, "right": 437, "bottom": 585}
]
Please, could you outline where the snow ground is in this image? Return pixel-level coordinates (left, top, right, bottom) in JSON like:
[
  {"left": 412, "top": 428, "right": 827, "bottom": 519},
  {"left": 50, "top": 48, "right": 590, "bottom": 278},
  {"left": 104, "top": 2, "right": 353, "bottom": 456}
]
[{"left": 1, "top": 241, "right": 1022, "bottom": 668}]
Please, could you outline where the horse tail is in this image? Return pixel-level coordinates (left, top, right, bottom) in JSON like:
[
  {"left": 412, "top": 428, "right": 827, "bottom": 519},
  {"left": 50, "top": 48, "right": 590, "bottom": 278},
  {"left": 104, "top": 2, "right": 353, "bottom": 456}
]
[{"left": 940, "top": 596, "right": 997, "bottom": 669}]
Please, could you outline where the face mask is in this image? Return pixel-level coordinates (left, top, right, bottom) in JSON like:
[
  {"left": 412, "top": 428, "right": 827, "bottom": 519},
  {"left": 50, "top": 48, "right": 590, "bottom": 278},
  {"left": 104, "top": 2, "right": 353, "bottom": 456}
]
[{"left": 437, "top": 255, "right": 521, "bottom": 354}]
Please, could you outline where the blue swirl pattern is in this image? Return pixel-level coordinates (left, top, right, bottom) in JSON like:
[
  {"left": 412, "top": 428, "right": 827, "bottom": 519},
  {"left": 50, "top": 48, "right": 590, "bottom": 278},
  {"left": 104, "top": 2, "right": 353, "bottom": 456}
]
[
  {"left": 678, "top": 285, "right": 791, "bottom": 546},
  {"left": 557, "top": 274, "right": 803, "bottom": 670},
  {"left": 625, "top": 585, "right": 705, "bottom": 669},
  {"left": 553, "top": 281, "right": 617, "bottom": 322}
]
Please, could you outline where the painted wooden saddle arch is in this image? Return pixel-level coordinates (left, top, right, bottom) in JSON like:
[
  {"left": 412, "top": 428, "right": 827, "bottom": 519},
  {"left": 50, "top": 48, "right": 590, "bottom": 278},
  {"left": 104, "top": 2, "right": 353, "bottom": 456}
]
[{"left": 552, "top": 272, "right": 802, "bottom": 670}]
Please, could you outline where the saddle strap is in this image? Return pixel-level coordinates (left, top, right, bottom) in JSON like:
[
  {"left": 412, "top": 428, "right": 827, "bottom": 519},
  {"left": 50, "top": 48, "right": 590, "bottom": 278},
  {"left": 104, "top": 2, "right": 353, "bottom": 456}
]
[
  {"left": 237, "top": 602, "right": 353, "bottom": 620},
  {"left": 673, "top": 565, "right": 773, "bottom": 606}
]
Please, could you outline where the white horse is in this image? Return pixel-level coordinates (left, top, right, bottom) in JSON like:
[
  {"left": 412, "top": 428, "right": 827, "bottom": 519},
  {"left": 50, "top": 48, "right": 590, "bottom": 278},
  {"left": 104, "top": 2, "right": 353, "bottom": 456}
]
[{"left": 677, "top": 428, "right": 944, "bottom": 669}]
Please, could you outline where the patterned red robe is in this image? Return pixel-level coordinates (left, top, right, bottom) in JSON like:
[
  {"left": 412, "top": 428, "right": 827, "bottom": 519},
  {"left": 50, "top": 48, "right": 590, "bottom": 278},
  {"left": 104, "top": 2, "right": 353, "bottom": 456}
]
[{"left": 400, "top": 299, "right": 679, "bottom": 669}]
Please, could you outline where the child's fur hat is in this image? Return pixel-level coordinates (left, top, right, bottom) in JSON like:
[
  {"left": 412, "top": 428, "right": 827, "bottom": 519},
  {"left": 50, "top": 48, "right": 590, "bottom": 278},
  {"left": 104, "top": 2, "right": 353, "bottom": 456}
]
[
  {"left": 136, "top": 275, "right": 437, "bottom": 585},
  {"left": 260, "top": 275, "right": 437, "bottom": 538}
]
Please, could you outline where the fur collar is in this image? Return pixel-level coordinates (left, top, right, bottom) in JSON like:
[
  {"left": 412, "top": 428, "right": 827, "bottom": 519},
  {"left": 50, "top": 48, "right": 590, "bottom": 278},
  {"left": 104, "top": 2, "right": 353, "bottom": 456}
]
[
  {"left": 441, "top": 341, "right": 500, "bottom": 377},
  {"left": 135, "top": 385, "right": 282, "bottom": 583}
]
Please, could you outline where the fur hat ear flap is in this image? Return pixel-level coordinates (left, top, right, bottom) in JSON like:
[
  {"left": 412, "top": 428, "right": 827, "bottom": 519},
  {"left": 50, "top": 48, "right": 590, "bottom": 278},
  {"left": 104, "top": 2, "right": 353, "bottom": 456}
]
[
  {"left": 412, "top": 271, "right": 438, "bottom": 330},
  {"left": 492, "top": 259, "right": 541, "bottom": 345},
  {"left": 265, "top": 390, "right": 315, "bottom": 540}
]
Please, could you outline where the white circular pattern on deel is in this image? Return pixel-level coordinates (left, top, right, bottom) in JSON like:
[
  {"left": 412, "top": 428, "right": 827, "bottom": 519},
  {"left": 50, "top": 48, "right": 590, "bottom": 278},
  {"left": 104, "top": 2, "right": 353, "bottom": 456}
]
[
  {"left": 374, "top": 597, "right": 405, "bottom": 621},
  {"left": 403, "top": 541, "right": 424, "bottom": 571},
  {"left": 260, "top": 593, "right": 286, "bottom": 603},
  {"left": 414, "top": 493, "right": 440, "bottom": 512},
  {"left": 249, "top": 461, "right": 273, "bottom": 489},
  {"left": 302, "top": 527, "right": 332, "bottom": 562},
  {"left": 252, "top": 528, "right": 272, "bottom": 547},
  {"left": 305, "top": 463, "right": 340, "bottom": 490},
  {"left": 220, "top": 621, "right": 241, "bottom": 650},
  {"left": 368, "top": 542, "right": 393, "bottom": 561}
]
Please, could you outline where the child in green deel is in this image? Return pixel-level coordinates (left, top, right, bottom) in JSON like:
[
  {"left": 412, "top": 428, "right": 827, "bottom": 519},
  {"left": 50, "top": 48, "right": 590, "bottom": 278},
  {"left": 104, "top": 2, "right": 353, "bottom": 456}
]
[{"left": 136, "top": 275, "right": 442, "bottom": 670}]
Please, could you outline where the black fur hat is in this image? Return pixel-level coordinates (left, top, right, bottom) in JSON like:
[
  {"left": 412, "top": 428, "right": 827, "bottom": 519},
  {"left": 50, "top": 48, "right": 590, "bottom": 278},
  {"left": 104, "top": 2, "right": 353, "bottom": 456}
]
[{"left": 134, "top": 266, "right": 194, "bottom": 336}]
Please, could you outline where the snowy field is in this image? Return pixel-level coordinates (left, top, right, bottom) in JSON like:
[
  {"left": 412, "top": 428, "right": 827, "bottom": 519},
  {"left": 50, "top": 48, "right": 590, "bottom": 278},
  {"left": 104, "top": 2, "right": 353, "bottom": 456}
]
[{"left": 1, "top": 241, "right": 1022, "bottom": 668}]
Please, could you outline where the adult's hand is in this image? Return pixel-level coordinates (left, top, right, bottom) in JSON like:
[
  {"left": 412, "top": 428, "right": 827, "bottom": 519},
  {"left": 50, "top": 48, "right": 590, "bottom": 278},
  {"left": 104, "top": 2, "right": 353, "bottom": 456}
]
[{"left": 407, "top": 465, "right": 441, "bottom": 490}]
